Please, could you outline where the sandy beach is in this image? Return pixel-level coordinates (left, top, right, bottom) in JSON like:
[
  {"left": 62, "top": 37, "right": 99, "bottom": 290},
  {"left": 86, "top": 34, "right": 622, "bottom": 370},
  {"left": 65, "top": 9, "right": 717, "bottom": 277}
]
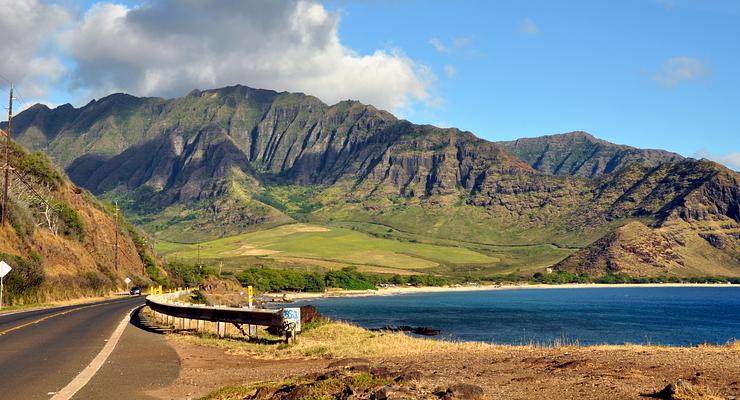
[{"left": 264, "top": 282, "right": 737, "bottom": 301}]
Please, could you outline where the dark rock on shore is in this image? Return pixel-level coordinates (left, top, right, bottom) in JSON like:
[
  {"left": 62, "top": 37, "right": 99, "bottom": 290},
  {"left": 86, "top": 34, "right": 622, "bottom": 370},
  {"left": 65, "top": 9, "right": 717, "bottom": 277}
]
[
  {"left": 441, "top": 383, "right": 485, "bottom": 400},
  {"left": 372, "top": 325, "right": 442, "bottom": 336}
]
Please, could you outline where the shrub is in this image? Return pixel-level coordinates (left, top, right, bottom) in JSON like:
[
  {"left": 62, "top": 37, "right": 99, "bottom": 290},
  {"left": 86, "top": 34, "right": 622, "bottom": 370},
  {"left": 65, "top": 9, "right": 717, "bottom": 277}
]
[
  {"left": 168, "top": 262, "right": 217, "bottom": 287},
  {"left": 53, "top": 201, "right": 85, "bottom": 241},
  {"left": 234, "top": 266, "right": 448, "bottom": 293},
  {"left": 7, "top": 197, "right": 35, "bottom": 238},
  {"left": 325, "top": 267, "right": 376, "bottom": 290},
  {"left": 236, "top": 268, "right": 326, "bottom": 293},
  {"left": 16, "top": 151, "right": 63, "bottom": 188},
  {"left": 0, "top": 252, "right": 45, "bottom": 305},
  {"left": 189, "top": 289, "right": 209, "bottom": 305}
]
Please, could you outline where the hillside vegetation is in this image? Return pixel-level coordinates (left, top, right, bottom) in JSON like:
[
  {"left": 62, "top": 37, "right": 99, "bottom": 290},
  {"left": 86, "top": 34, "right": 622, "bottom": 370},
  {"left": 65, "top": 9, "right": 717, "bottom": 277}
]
[{"left": 0, "top": 143, "right": 166, "bottom": 305}]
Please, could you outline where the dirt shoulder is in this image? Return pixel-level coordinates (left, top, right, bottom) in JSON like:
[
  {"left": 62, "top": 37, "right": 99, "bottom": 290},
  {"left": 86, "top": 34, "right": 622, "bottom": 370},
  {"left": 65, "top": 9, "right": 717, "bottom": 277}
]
[{"left": 150, "top": 322, "right": 740, "bottom": 400}]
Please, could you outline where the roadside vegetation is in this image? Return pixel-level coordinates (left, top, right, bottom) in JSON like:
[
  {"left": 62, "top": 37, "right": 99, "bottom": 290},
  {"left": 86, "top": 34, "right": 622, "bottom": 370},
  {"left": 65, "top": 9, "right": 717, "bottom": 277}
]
[
  {"left": 171, "top": 319, "right": 494, "bottom": 360},
  {"left": 234, "top": 266, "right": 448, "bottom": 292},
  {"left": 526, "top": 271, "right": 740, "bottom": 285}
]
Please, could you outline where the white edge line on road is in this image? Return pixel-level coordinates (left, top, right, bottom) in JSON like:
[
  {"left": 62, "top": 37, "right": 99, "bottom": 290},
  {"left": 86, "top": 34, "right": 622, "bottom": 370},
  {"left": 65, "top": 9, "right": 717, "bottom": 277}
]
[{"left": 50, "top": 306, "right": 138, "bottom": 400}]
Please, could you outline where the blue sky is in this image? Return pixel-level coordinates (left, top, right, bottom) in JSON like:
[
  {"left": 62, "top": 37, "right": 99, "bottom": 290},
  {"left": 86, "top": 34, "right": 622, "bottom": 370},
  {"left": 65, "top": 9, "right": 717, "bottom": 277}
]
[
  {"left": 2, "top": 0, "right": 739, "bottom": 168},
  {"left": 329, "top": 0, "right": 740, "bottom": 164}
]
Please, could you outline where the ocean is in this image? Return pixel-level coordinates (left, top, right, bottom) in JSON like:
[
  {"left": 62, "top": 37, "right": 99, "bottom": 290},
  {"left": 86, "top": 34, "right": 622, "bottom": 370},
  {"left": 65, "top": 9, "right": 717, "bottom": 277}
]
[{"left": 292, "top": 287, "right": 740, "bottom": 346}]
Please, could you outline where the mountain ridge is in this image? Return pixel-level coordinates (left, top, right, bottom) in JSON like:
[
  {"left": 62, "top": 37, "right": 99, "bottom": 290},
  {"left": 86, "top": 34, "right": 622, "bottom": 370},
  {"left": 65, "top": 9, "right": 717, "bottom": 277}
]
[
  {"left": 4, "top": 84, "right": 739, "bottom": 278},
  {"left": 498, "top": 131, "right": 684, "bottom": 178}
]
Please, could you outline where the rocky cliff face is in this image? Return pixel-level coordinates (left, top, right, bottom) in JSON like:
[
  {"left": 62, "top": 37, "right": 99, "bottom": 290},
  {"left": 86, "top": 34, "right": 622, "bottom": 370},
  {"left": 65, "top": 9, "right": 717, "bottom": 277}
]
[
  {"left": 14, "top": 86, "right": 533, "bottom": 207},
  {"left": 498, "top": 131, "right": 683, "bottom": 178}
]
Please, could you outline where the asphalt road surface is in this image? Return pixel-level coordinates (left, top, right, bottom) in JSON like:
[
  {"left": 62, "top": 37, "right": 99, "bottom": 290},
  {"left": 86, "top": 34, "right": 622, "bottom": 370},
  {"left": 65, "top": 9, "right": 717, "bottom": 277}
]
[{"left": 0, "top": 297, "right": 180, "bottom": 400}]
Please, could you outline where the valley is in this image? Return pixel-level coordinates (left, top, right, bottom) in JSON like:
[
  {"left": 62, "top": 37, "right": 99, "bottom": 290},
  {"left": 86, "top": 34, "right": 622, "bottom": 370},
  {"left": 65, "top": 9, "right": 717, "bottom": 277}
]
[{"left": 4, "top": 84, "right": 740, "bottom": 284}]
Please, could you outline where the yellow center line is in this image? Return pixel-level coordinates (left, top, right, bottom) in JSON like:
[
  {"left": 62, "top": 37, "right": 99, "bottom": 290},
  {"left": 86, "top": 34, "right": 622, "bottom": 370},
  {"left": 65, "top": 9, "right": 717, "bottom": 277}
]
[{"left": 0, "top": 302, "right": 110, "bottom": 336}]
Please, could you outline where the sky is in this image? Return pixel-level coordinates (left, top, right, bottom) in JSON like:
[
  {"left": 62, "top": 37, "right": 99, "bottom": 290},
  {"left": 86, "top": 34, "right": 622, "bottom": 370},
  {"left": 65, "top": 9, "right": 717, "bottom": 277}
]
[{"left": 1, "top": 0, "right": 738, "bottom": 170}]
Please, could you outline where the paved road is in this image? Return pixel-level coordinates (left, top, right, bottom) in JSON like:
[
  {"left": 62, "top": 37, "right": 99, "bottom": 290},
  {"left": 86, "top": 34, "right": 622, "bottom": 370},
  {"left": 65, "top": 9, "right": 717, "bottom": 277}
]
[{"left": 0, "top": 297, "right": 179, "bottom": 400}]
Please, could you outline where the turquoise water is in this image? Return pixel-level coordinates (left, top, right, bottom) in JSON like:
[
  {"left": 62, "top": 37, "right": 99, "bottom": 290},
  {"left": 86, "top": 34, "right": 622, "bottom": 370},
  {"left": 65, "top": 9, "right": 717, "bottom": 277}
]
[{"left": 294, "top": 287, "right": 740, "bottom": 346}]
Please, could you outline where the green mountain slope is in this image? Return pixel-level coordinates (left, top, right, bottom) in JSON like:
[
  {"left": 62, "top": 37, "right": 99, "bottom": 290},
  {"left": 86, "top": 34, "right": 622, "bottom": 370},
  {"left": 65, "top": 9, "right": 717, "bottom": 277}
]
[{"left": 498, "top": 131, "right": 683, "bottom": 178}]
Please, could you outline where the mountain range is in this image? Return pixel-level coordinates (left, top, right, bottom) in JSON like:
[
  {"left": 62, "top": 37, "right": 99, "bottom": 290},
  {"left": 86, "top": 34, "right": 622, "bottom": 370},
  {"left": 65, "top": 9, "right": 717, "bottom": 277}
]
[{"left": 5, "top": 85, "right": 739, "bottom": 278}]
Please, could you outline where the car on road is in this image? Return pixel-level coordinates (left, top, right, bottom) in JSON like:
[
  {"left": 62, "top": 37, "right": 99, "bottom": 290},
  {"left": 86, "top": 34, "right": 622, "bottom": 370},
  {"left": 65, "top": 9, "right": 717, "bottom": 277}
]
[{"left": 130, "top": 286, "right": 141, "bottom": 295}]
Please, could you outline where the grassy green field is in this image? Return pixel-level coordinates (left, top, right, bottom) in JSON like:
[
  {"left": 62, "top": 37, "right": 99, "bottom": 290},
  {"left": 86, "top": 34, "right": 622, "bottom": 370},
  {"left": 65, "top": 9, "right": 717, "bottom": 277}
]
[
  {"left": 156, "top": 223, "right": 498, "bottom": 274},
  {"left": 156, "top": 222, "right": 575, "bottom": 277}
]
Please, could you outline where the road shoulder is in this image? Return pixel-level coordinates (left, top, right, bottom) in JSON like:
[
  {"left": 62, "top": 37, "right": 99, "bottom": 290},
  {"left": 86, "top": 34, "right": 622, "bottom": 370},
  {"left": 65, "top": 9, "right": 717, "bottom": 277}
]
[{"left": 72, "top": 307, "right": 181, "bottom": 400}]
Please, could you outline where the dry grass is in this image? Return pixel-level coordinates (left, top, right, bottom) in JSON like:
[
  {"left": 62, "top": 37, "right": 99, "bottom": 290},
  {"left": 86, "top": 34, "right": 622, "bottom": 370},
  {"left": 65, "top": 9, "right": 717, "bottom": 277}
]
[
  {"left": 171, "top": 321, "right": 499, "bottom": 360},
  {"left": 671, "top": 381, "right": 723, "bottom": 400},
  {"left": 168, "top": 319, "right": 740, "bottom": 362},
  {"left": 726, "top": 339, "right": 740, "bottom": 352}
]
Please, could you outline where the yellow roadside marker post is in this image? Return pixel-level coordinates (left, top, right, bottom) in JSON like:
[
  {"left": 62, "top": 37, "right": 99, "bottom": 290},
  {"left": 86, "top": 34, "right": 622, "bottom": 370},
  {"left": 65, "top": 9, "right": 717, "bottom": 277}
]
[
  {"left": 247, "top": 285, "right": 256, "bottom": 338},
  {"left": 158, "top": 285, "right": 163, "bottom": 295}
]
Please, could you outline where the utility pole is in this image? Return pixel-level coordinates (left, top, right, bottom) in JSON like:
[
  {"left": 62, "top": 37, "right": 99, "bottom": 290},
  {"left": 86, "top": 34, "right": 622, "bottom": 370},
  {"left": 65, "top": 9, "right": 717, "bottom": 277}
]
[
  {"left": 197, "top": 243, "right": 201, "bottom": 268},
  {"left": 114, "top": 201, "right": 119, "bottom": 271},
  {"left": 1, "top": 83, "right": 12, "bottom": 226}
]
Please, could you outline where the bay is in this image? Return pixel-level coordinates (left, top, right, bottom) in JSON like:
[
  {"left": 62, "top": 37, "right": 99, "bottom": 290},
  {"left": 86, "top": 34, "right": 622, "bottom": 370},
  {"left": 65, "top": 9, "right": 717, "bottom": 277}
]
[{"left": 292, "top": 287, "right": 740, "bottom": 346}]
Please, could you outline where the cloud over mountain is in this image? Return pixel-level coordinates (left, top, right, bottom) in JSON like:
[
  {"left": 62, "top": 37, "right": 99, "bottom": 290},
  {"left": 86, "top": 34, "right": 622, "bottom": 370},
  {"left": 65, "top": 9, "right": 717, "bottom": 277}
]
[
  {"left": 0, "top": 0, "right": 70, "bottom": 99},
  {"left": 7, "top": 0, "right": 434, "bottom": 112}
]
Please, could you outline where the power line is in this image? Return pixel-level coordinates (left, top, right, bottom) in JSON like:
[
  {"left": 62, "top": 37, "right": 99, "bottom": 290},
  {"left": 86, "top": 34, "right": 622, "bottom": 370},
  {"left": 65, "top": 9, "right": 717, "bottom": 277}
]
[
  {"left": 1, "top": 83, "right": 12, "bottom": 225},
  {"left": 0, "top": 76, "right": 34, "bottom": 113}
]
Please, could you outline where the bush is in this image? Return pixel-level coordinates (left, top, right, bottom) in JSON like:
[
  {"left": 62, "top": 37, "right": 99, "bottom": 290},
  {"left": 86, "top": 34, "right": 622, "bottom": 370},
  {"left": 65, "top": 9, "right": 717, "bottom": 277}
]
[
  {"left": 145, "top": 257, "right": 170, "bottom": 286},
  {"left": 16, "top": 151, "right": 63, "bottom": 188},
  {"left": 236, "top": 268, "right": 326, "bottom": 293},
  {"left": 532, "top": 271, "right": 591, "bottom": 284},
  {"left": 7, "top": 197, "right": 35, "bottom": 238},
  {"left": 234, "top": 266, "right": 448, "bottom": 293},
  {"left": 80, "top": 271, "right": 113, "bottom": 294},
  {"left": 189, "top": 289, "right": 209, "bottom": 305},
  {"left": 325, "top": 267, "right": 376, "bottom": 290},
  {"left": 53, "top": 201, "right": 85, "bottom": 241},
  {"left": 0, "top": 252, "right": 45, "bottom": 305},
  {"left": 168, "top": 262, "right": 216, "bottom": 287}
]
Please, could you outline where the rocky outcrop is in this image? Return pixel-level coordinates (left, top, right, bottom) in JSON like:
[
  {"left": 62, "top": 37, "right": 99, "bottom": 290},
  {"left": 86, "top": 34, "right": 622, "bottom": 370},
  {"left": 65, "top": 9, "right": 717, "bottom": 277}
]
[{"left": 498, "top": 131, "right": 683, "bottom": 178}]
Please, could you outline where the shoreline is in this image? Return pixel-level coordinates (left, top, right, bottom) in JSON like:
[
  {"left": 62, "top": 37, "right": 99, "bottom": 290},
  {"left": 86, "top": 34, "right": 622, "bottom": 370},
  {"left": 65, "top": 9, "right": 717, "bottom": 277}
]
[{"left": 265, "top": 282, "right": 738, "bottom": 301}]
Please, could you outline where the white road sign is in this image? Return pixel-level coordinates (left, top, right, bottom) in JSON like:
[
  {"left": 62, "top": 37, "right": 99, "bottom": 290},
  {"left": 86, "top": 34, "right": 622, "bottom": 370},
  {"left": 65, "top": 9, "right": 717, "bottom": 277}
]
[
  {"left": 124, "top": 277, "right": 132, "bottom": 284},
  {"left": 0, "top": 260, "right": 10, "bottom": 310},
  {"left": 0, "top": 261, "right": 11, "bottom": 278}
]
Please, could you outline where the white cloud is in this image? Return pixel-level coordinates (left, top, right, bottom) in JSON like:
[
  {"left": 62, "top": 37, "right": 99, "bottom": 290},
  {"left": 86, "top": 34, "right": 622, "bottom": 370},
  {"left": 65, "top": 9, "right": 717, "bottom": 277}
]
[
  {"left": 443, "top": 64, "right": 456, "bottom": 79},
  {"left": 4, "top": 0, "right": 434, "bottom": 113},
  {"left": 519, "top": 18, "right": 539, "bottom": 34},
  {"left": 694, "top": 149, "right": 740, "bottom": 171},
  {"left": 428, "top": 36, "right": 476, "bottom": 55},
  {"left": 0, "top": 0, "right": 71, "bottom": 100},
  {"left": 429, "top": 37, "right": 448, "bottom": 53},
  {"left": 654, "top": 56, "right": 711, "bottom": 88}
]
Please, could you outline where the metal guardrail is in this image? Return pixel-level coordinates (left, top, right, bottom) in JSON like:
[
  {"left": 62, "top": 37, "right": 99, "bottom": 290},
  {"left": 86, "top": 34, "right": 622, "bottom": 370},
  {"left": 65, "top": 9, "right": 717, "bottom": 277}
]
[{"left": 145, "top": 290, "right": 301, "bottom": 340}]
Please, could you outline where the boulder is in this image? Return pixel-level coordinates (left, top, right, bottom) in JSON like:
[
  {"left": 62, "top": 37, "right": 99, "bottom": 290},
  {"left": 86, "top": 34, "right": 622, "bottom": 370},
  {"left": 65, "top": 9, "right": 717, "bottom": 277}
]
[{"left": 443, "top": 383, "right": 485, "bottom": 400}]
